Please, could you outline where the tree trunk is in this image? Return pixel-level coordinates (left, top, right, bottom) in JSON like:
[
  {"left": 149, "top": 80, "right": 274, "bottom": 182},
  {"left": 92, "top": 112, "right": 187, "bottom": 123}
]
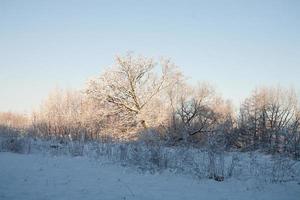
[{"left": 141, "top": 120, "right": 148, "bottom": 130}]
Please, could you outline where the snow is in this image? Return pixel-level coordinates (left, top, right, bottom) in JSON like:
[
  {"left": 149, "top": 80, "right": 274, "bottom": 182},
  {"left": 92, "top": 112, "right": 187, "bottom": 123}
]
[{"left": 0, "top": 152, "right": 299, "bottom": 200}]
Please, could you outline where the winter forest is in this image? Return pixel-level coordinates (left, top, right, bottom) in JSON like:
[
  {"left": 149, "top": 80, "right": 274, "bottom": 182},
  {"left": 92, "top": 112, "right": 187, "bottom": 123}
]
[
  {"left": 1, "top": 1, "right": 300, "bottom": 200},
  {"left": 1, "top": 53, "right": 300, "bottom": 199},
  {"left": 2, "top": 53, "right": 300, "bottom": 157}
]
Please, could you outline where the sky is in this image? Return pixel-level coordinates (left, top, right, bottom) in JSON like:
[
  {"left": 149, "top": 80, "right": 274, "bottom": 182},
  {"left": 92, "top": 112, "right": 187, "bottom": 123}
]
[{"left": 0, "top": 0, "right": 300, "bottom": 113}]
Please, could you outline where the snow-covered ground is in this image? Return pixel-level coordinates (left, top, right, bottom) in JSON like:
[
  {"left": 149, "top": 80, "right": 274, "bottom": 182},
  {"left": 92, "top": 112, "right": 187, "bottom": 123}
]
[{"left": 0, "top": 152, "right": 299, "bottom": 200}]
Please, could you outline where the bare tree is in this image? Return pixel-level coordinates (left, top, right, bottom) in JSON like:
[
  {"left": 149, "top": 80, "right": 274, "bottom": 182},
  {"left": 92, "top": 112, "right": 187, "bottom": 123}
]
[
  {"left": 173, "top": 82, "right": 234, "bottom": 145},
  {"left": 86, "top": 53, "right": 182, "bottom": 139},
  {"left": 176, "top": 83, "right": 215, "bottom": 136}
]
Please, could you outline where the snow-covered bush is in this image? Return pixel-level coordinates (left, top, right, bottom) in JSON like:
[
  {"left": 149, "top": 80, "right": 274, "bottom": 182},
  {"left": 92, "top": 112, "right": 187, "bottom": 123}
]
[
  {"left": 0, "top": 135, "right": 31, "bottom": 154},
  {"left": 1, "top": 131, "right": 299, "bottom": 183},
  {"left": 270, "top": 156, "right": 297, "bottom": 183}
]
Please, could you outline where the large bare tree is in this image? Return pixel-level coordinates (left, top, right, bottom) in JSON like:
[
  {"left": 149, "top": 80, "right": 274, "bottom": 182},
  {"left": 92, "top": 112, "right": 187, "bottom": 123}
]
[{"left": 86, "top": 53, "right": 182, "bottom": 135}]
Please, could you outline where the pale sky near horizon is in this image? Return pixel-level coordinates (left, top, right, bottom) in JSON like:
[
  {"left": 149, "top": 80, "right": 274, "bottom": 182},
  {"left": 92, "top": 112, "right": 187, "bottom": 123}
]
[{"left": 0, "top": 0, "right": 300, "bottom": 113}]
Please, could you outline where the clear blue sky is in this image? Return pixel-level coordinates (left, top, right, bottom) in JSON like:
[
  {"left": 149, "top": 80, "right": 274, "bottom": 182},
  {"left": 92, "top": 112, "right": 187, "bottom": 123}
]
[{"left": 1, "top": 0, "right": 300, "bottom": 113}]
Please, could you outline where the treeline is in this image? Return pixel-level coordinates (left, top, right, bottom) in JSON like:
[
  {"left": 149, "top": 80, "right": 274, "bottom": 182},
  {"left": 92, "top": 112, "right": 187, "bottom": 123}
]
[{"left": 1, "top": 54, "right": 299, "bottom": 158}]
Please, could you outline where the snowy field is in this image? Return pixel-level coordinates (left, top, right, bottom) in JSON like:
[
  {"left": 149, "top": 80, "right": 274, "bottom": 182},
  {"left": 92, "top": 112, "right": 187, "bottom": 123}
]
[{"left": 0, "top": 152, "right": 299, "bottom": 200}]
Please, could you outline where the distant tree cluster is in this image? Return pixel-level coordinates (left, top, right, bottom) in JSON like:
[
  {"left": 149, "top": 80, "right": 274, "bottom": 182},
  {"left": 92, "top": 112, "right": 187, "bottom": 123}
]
[
  {"left": 0, "top": 112, "right": 29, "bottom": 129},
  {"left": 1, "top": 53, "right": 299, "bottom": 158},
  {"left": 238, "top": 87, "right": 300, "bottom": 157}
]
